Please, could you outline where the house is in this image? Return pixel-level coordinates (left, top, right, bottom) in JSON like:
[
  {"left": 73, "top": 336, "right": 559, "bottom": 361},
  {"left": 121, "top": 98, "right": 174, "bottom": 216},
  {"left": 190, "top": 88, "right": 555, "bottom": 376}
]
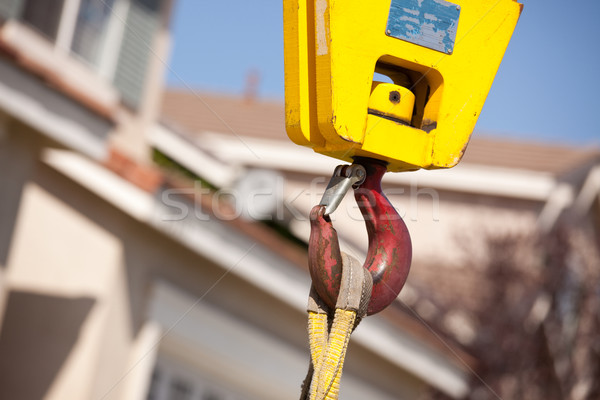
[
  {"left": 0, "top": 1, "right": 476, "bottom": 399},
  {"left": 160, "top": 89, "right": 600, "bottom": 399},
  {"left": 160, "top": 88, "right": 600, "bottom": 267}
]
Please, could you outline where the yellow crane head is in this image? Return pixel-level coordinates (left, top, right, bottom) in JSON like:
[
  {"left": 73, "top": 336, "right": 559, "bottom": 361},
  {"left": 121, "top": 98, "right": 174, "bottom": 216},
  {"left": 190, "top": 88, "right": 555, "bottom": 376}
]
[{"left": 284, "top": 0, "right": 522, "bottom": 171}]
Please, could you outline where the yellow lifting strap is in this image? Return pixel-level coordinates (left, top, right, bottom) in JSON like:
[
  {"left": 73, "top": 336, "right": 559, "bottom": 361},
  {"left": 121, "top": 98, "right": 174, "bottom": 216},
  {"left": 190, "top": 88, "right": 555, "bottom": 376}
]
[{"left": 300, "top": 254, "right": 373, "bottom": 400}]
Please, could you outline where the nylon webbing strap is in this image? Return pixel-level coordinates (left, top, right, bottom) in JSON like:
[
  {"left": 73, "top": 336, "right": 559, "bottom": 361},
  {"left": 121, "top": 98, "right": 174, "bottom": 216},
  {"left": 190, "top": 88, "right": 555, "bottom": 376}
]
[{"left": 300, "top": 254, "right": 373, "bottom": 400}]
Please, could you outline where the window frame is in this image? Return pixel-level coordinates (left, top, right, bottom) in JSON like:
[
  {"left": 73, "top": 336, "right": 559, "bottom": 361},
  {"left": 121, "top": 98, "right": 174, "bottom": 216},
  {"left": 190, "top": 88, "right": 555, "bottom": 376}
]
[{"left": 17, "top": 0, "right": 127, "bottom": 83}]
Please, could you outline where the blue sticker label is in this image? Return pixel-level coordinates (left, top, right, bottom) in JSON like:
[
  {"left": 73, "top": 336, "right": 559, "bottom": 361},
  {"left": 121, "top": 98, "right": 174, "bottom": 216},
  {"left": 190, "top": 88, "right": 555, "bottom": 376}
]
[{"left": 386, "top": 0, "right": 461, "bottom": 54}]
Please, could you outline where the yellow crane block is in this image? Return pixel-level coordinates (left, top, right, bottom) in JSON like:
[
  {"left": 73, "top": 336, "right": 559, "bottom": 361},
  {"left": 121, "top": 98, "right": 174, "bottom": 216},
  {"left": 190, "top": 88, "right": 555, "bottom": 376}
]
[{"left": 284, "top": 0, "right": 522, "bottom": 172}]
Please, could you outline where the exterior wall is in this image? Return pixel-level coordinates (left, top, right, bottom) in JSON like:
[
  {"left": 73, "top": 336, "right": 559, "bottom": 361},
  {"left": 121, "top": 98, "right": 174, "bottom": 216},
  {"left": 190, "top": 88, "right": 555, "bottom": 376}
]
[
  {"left": 390, "top": 190, "right": 541, "bottom": 266},
  {"left": 0, "top": 124, "right": 130, "bottom": 399}
]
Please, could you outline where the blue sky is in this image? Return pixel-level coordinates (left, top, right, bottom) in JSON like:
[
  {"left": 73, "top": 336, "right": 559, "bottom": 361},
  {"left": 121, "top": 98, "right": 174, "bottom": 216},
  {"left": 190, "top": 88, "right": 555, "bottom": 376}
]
[{"left": 166, "top": 0, "right": 600, "bottom": 147}]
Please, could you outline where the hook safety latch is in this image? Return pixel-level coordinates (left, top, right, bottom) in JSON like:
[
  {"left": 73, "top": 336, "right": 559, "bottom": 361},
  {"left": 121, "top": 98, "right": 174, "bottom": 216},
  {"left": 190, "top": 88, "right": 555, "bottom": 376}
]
[
  {"left": 319, "top": 164, "right": 366, "bottom": 216},
  {"left": 309, "top": 158, "right": 412, "bottom": 315}
]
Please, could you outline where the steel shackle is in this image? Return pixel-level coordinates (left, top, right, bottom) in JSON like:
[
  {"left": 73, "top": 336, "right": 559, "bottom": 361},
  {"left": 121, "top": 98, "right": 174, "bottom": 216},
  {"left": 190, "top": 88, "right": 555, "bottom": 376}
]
[{"left": 308, "top": 159, "right": 412, "bottom": 315}]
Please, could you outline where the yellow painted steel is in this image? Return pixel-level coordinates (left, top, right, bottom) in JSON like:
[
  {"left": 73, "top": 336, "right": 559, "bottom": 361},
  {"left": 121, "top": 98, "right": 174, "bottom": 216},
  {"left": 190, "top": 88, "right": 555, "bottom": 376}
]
[
  {"left": 368, "top": 82, "right": 415, "bottom": 125},
  {"left": 284, "top": 0, "right": 522, "bottom": 172}
]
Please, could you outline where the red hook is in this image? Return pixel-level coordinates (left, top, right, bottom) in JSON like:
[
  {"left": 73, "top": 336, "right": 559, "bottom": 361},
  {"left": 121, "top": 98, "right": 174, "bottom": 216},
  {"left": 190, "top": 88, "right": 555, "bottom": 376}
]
[{"left": 308, "top": 158, "right": 412, "bottom": 315}]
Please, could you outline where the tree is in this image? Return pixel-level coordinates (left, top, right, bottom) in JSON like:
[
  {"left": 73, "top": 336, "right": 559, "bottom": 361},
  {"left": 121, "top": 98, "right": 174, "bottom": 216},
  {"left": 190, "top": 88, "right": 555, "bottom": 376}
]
[{"left": 424, "top": 223, "right": 600, "bottom": 400}]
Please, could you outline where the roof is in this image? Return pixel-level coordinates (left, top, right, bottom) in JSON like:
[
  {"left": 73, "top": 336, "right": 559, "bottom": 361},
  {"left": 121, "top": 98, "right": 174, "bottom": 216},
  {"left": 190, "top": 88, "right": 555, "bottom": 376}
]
[
  {"left": 461, "top": 137, "right": 599, "bottom": 177},
  {"left": 161, "top": 89, "right": 600, "bottom": 178},
  {"left": 161, "top": 89, "right": 285, "bottom": 140}
]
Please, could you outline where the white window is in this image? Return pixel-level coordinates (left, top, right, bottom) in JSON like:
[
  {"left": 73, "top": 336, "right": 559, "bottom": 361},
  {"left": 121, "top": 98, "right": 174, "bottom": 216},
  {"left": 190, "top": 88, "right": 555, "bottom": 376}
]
[
  {"left": 16, "top": 0, "right": 124, "bottom": 74},
  {"left": 70, "top": 0, "right": 116, "bottom": 68},
  {"left": 3, "top": 0, "right": 161, "bottom": 107}
]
